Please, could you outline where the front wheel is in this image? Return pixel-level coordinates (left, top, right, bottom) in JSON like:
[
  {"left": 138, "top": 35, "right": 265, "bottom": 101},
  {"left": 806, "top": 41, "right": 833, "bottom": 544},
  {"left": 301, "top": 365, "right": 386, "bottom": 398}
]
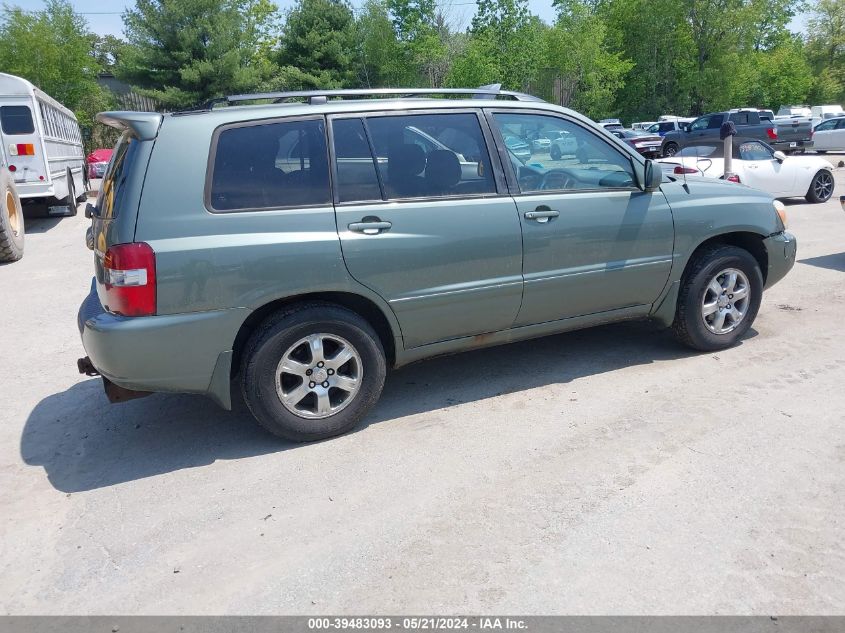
[
  {"left": 241, "top": 303, "right": 387, "bottom": 442},
  {"left": 806, "top": 169, "right": 834, "bottom": 203},
  {"left": 0, "top": 169, "right": 24, "bottom": 262},
  {"left": 550, "top": 145, "right": 561, "bottom": 160},
  {"left": 663, "top": 142, "right": 679, "bottom": 157},
  {"left": 672, "top": 245, "right": 763, "bottom": 351}
]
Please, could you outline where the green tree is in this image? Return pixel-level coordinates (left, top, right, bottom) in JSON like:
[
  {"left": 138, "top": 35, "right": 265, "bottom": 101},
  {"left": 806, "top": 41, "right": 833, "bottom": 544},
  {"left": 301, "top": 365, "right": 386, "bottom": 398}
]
[
  {"left": 806, "top": 0, "right": 845, "bottom": 102},
  {"left": 0, "top": 0, "right": 112, "bottom": 148},
  {"left": 386, "top": 0, "right": 448, "bottom": 86},
  {"left": 542, "top": 0, "right": 632, "bottom": 118},
  {"left": 118, "top": 0, "right": 276, "bottom": 109},
  {"left": 274, "top": 0, "right": 358, "bottom": 89},
  {"left": 358, "top": 0, "right": 414, "bottom": 86}
]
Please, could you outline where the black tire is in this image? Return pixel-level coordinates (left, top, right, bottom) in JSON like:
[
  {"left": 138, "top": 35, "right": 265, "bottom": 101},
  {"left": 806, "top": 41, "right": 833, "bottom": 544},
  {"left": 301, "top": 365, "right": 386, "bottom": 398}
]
[
  {"left": 672, "top": 245, "right": 763, "bottom": 352},
  {"left": 550, "top": 145, "right": 561, "bottom": 160},
  {"left": 805, "top": 169, "right": 834, "bottom": 203},
  {"left": 0, "top": 169, "right": 24, "bottom": 263},
  {"left": 240, "top": 302, "right": 387, "bottom": 442},
  {"left": 663, "top": 142, "right": 679, "bottom": 157}
]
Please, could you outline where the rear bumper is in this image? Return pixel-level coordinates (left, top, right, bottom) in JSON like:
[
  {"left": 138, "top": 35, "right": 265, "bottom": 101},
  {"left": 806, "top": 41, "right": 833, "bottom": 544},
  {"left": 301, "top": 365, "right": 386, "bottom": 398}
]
[
  {"left": 77, "top": 278, "right": 248, "bottom": 409},
  {"left": 771, "top": 139, "right": 814, "bottom": 150},
  {"left": 763, "top": 231, "right": 797, "bottom": 289}
]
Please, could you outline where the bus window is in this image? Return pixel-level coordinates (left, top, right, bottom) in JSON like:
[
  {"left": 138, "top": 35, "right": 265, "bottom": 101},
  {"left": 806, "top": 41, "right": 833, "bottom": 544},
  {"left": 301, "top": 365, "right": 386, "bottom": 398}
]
[{"left": 1, "top": 105, "right": 35, "bottom": 135}]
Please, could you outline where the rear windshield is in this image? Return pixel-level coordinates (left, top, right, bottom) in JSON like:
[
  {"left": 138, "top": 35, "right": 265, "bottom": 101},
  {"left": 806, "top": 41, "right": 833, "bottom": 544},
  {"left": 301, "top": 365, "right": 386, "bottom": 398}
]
[
  {"left": 97, "top": 132, "right": 140, "bottom": 219},
  {"left": 1, "top": 105, "right": 34, "bottom": 135}
]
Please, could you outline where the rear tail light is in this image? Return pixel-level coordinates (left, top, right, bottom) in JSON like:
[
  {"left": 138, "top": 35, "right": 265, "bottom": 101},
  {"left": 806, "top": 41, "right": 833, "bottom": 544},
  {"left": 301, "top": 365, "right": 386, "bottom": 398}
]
[
  {"left": 674, "top": 166, "right": 698, "bottom": 174},
  {"left": 8, "top": 165, "right": 15, "bottom": 172},
  {"left": 8, "top": 143, "right": 34, "bottom": 156},
  {"left": 102, "top": 242, "right": 156, "bottom": 317},
  {"left": 726, "top": 174, "right": 741, "bottom": 183},
  {"left": 766, "top": 128, "right": 777, "bottom": 140}
]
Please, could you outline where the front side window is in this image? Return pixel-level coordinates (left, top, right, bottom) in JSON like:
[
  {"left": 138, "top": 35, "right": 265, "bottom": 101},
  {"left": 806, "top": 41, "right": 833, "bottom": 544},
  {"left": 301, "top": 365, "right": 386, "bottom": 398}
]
[
  {"left": 0, "top": 105, "right": 34, "bottom": 135},
  {"left": 209, "top": 118, "right": 330, "bottom": 211},
  {"left": 365, "top": 112, "right": 496, "bottom": 199},
  {"left": 492, "top": 112, "right": 636, "bottom": 193},
  {"left": 816, "top": 119, "right": 838, "bottom": 131},
  {"left": 738, "top": 141, "right": 773, "bottom": 161},
  {"left": 689, "top": 116, "right": 711, "bottom": 131}
]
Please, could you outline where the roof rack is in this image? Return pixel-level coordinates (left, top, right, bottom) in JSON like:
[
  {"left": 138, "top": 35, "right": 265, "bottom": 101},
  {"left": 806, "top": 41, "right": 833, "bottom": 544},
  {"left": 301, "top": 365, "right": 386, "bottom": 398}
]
[{"left": 193, "top": 84, "right": 543, "bottom": 111}]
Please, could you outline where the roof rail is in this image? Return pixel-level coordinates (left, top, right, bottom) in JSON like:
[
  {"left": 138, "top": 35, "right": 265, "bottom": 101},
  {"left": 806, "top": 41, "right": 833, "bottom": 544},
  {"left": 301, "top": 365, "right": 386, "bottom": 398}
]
[{"left": 193, "top": 84, "right": 543, "bottom": 111}]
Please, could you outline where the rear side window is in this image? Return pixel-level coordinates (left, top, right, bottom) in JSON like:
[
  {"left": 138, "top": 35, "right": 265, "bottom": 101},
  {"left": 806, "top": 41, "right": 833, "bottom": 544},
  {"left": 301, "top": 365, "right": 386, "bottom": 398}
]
[
  {"left": 98, "top": 132, "right": 141, "bottom": 219},
  {"left": 209, "top": 118, "right": 330, "bottom": 211},
  {"left": 1, "top": 105, "right": 34, "bottom": 135},
  {"left": 332, "top": 118, "right": 382, "bottom": 203},
  {"left": 364, "top": 112, "right": 496, "bottom": 200}
]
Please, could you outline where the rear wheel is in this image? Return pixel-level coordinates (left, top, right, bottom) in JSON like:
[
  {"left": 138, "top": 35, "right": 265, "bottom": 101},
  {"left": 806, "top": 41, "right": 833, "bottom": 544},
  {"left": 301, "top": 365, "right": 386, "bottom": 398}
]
[
  {"left": 663, "top": 142, "right": 679, "bottom": 157},
  {"left": 241, "top": 303, "right": 387, "bottom": 442},
  {"left": 806, "top": 169, "right": 834, "bottom": 203},
  {"left": 550, "top": 145, "right": 561, "bottom": 160},
  {"left": 672, "top": 245, "right": 763, "bottom": 351},
  {"left": 0, "top": 169, "right": 24, "bottom": 263}
]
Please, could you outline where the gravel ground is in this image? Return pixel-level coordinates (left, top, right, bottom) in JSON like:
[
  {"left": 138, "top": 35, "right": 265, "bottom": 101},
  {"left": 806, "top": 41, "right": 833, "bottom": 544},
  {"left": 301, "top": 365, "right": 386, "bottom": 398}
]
[{"left": 1, "top": 160, "right": 844, "bottom": 614}]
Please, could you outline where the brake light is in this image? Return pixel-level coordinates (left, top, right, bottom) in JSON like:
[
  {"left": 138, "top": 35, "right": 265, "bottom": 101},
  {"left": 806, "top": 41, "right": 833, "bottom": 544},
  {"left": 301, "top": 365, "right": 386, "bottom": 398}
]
[
  {"left": 674, "top": 166, "right": 698, "bottom": 174},
  {"left": 8, "top": 143, "right": 34, "bottom": 156},
  {"left": 7, "top": 165, "right": 15, "bottom": 172},
  {"left": 102, "top": 242, "right": 156, "bottom": 316},
  {"left": 726, "top": 174, "right": 741, "bottom": 183},
  {"left": 766, "top": 128, "right": 777, "bottom": 140}
]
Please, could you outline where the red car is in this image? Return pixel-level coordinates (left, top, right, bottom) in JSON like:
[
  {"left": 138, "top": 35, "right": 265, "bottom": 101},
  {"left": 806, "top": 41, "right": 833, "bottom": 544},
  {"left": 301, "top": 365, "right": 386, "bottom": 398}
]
[
  {"left": 86, "top": 148, "right": 113, "bottom": 179},
  {"left": 610, "top": 129, "right": 663, "bottom": 158}
]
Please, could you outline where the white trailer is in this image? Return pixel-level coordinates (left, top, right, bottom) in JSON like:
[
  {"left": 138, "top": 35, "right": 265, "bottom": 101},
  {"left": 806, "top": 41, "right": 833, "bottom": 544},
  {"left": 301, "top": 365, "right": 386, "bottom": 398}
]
[{"left": 0, "top": 72, "right": 86, "bottom": 214}]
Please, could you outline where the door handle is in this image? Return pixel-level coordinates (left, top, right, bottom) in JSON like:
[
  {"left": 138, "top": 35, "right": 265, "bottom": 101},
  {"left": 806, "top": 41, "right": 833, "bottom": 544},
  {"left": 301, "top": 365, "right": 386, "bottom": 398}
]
[
  {"left": 348, "top": 218, "right": 392, "bottom": 235},
  {"left": 524, "top": 208, "right": 560, "bottom": 223}
]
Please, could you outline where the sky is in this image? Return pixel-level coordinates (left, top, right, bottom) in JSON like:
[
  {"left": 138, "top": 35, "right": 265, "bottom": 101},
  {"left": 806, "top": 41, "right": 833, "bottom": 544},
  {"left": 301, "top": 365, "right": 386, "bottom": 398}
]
[{"left": 15, "top": 0, "right": 808, "bottom": 38}]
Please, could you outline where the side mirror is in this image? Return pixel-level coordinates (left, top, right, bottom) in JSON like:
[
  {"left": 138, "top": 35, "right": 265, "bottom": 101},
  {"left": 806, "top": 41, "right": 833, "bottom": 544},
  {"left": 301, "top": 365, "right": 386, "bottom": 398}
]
[
  {"left": 643, "top": 160, "right": 663, "bottom": 192},
  {"left": 773, "top": 150, "right": 787, "bottom": 162}
]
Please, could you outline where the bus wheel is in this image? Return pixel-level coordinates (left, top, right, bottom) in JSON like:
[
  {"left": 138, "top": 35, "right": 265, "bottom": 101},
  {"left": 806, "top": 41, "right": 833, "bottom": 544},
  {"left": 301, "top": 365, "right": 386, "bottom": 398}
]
[{"left": 0, "top": 169, "right": 25, "bottom": 263}]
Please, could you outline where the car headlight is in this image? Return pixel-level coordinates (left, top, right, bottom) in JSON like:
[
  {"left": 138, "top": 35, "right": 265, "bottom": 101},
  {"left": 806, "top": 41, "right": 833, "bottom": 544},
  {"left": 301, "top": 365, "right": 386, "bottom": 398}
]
[{"left": 773, "top": 199, "right": 788, "bottom": 230}]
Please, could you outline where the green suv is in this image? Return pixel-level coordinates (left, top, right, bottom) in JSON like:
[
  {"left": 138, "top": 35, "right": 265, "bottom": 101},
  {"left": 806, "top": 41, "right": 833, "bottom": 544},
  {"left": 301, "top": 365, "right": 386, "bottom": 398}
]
[{"left": 77, "top": 87, "right": 796, "bottom": 442}]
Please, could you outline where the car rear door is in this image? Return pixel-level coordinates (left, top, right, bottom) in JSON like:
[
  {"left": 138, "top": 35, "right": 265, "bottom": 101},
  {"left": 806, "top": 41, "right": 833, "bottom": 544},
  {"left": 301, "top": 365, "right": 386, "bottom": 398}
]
[
  {"left": 487, "top": 110, "right": 674, "bottom": 326},
  {"left": 330, "top": 110, "right": 523, "bottom": 349}
]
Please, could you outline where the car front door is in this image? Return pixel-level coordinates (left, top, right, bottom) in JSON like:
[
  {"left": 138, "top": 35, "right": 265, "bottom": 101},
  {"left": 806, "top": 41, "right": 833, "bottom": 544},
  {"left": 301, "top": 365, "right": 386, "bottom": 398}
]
[
  {"left": 488, "top": 110, "right": 675, "bottom": 326},
  {"left": 330, "top": 111, "right": 523, "bottom": 349},
  {"left": 813, "top": 118, "right": 839, "bottom": 150},
  {"left": 736, "top": 140, "right": 795, "bottom": 195}
]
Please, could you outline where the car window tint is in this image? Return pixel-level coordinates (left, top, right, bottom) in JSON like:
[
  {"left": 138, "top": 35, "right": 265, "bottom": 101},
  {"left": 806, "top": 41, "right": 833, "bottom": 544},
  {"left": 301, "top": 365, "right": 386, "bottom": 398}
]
[
  {"left": 729, "top": 112, "right": 749, "bottom": 125},
  {"left": 492, "top": 112, "right": 636, "bottom": 193},
  {"left": 817, "top": 119, "right": 838, "bottom": 131},
  {"left": 690, "top": 117, "right": 710, "bottom": 131},
  {"left": 332, "top": 118, "right": 382, "bottom": 203},
  {"left": 0, "top": 105, "right": 34, "bottom": 135},
  {"left": 738, "top": 141, "right": 773, "bottom": 161},
  {"left": 210, "top": 119, "right": 330, "bottom": 211},
  {"left": 837, "top": 119, "right": 845, "bottom": 129},
  {"left": 365, "top": 113, "right": 495, "bottom": 199}
]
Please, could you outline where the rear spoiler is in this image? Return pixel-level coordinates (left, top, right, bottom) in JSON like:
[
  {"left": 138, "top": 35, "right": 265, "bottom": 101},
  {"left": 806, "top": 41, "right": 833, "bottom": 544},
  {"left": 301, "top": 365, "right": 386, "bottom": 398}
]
[{"left": 95, "top": 111, "right": 163, "bottom": 141}]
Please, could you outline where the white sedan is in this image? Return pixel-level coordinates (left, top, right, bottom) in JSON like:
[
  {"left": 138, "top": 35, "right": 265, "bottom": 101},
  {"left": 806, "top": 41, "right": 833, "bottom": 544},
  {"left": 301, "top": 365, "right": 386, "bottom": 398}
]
[
  {"left": 812, "top": 116, "right": 845, "bottom": 153},
  {"left": 656, "top": 140, "right": 835, "bottom": 203}
]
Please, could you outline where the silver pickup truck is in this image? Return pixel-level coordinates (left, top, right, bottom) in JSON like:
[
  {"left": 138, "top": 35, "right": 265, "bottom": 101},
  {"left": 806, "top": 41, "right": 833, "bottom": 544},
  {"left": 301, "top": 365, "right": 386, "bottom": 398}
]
[{"left": 662, "top": 109, "right": 814, "bottom": 157}]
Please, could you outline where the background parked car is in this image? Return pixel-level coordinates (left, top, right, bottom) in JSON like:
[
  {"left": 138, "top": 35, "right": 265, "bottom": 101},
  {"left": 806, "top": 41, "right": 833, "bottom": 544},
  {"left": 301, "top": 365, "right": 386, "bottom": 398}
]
[
  {"left": 776, "top": 105, "right": 811, "bottom": 118},
  {"left": 656, "top": 139, "right": 834, "bottom": 203},
  {"left": 660, "top": 109, "right": 812, "bottom": 156},
  {"left": 811, "top": 104, "right": 845, "bottom": 127},
  {"left": 812, "top": 116, "right": 845, "bottom": 152},
  {"left": 632, "top": 121, "right": 657, "bottom": 131},
  {"left": 609, "top": 129, "right": 663, "bottom": 158},
  {"left": 548, "top": 129, "right": 578, "bottom": 159},
  {"left": 86, "top": 148, "right": 112, "bottom": 179},
  {"left": 647, "top": 120, "right": 692, "bottom": 137}
]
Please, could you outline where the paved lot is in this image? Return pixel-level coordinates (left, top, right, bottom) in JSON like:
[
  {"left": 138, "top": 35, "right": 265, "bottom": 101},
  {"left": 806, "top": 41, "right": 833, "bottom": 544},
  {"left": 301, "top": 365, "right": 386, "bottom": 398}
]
[{"left": 2, "top": 159, "right": 845, "bottom": 614}]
